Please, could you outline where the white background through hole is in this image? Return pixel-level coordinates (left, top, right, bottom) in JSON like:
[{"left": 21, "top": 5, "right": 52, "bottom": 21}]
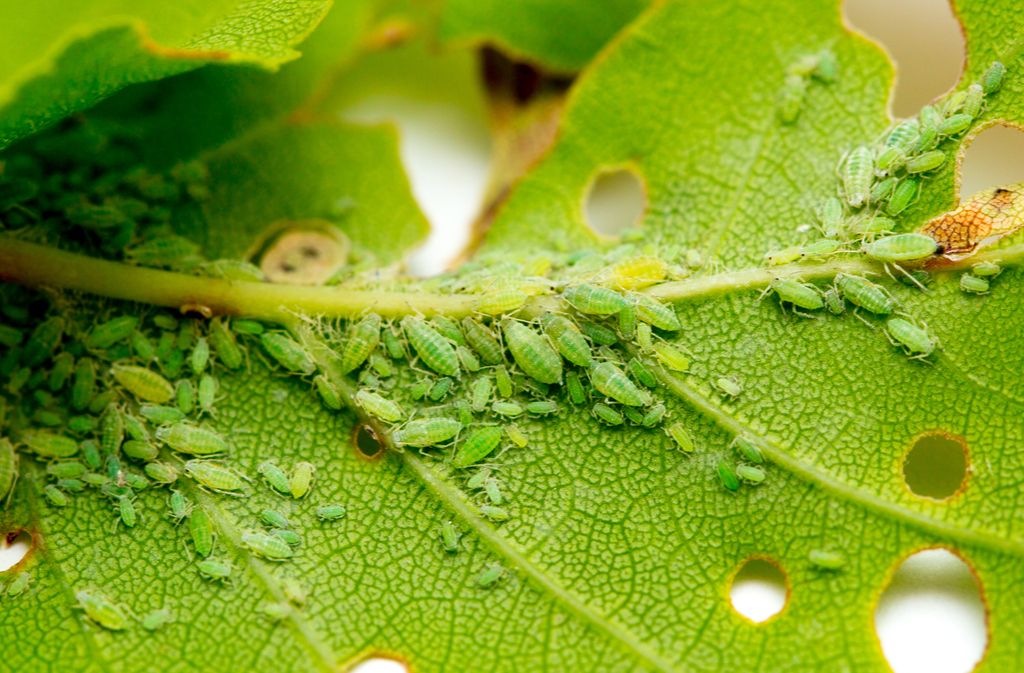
[
  {"left": 0, "top": 533, "right": 30, "bottom": 572},
  {"left": 729, "top": 559, "right": 787, "bottom": 623},
  {"left": 584, "top": 170, "right": 646, "bottom": 237},
  {"left": 349, "top": 658, "right": 408, "bottom": 673}
]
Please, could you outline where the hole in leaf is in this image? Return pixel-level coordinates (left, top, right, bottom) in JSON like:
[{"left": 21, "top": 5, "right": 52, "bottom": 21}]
[
  {"left": 903, "top": 431, "right": 968, "bottom": 500},
  {"left": 844, "top": 0, "right": 964, "bottom": 117},
  {"left": 729, "top": 557, "right": 788, "bottom": 623},
  {"left": 583, "top": 168, "right": 646, "bottom": 238},
  {"left": 348, "top": 657, "right": 409, "bottom": 673},
  {"left": 959, "top": 125, "right": 1024, "bottom": 196},
  {"left": 0, "top": 531, "right": 32, "bottom": 572},
  {"left": 252, "top": 219, "right": 350, "bottom": 286},
  {"left": 875, "top": 549, "right": 987, "bottom": 673},
  {"left": 354, "top": 423, "right": 384, "bottom": 460}
]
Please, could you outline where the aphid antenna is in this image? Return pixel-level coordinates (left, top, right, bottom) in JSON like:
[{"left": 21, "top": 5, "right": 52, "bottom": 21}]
[
  {"left": 886, "top": 263, "right": 929, "bottom": 292},
  {"left": 851, "top": 308, "right": 878, "bottom": 330}
]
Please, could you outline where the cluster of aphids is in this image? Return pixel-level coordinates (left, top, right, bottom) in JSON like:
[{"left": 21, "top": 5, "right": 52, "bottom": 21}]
[
  {"left": 778, "top": 49, "right": 838, "bottom": 124},
  {"left": 763, "top": 61, "right": 1009, "bottom": 360}
]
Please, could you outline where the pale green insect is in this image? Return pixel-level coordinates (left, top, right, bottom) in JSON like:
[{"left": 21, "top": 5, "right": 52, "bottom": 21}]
[
  {"left": 144, "top": 462, "right": 179, "bottom": 484},
  {"left": 917, "top": 105, "right": 941, "bottom": 151},
  {"left": 260, "top": 509, "right": 291, "bottom": 529},
  {"left": 153, "top": 314, "right": 179, "bottom": 331},
  {"left": 402, "top": 316, "right": 459, "bottom": 377},
  {"left": 476, "top": 288, "right": 528, "bottom": 315},
  {"left": 480, "top": 504, "right": 510, "bottom": 522},
  {"left": 189, "top": 507, "right": 214, "bottom": 556},
  {"left": 822, "top": 288, "right": 844, "bottom": 315},
  {"left": 665, "top": 422, "right": 694, "bottom": 453},
  {"left": 126, "top": 235, "right": 201, "bottom": 267},
  {"left": 70, "top": 358, "right": 97, "bottom": 411},
  {"left": 863, "top": 233, "right": 938, "bottom": 263},
  {"left": 476, "top": 563, "right": 505, "bottom": 588},
  {"left": 808, "top": 549, "right": 845, "bottom": 570},
  {"left": 641, "top": 403, "right": 667, "bottom": 428},
  {"left": 440, "top": 520, "right": 460, "bottom": 553},
  {"left": 118, "top": 496, "right": 137, "bottom": 527},
  {"left": 259, "top": 602, "right": 291, "bottom": 621},
  {"left": 290, "top": 461, "right": 316, "bottom": 499},
  {"left": 457, "top": 346, "right": 481, "bottom": 373},
  {"left": 176, "top": 379, "right": 195, "bottom": 415},
  {"left": 123, "top": 439, "right": 158, "bottom": 461},
  {"left": 874, "top": 148, "right": 906, "bottom": 176},
  {"left": 271, "top": 528, "right": 301, "bottom": 546},
  {"left": 714, "top": 376, "right": 742, "bottom": 398},
  {"left": 737, "top": 464, "right": 766, "bottom": 484},
  {"left": 80, "top": 472, "right": 108, "bottom": 487},
  {"left": 208, "top": 318, "right": 243, "bottom": 370},
  {"left": 972, "top": 261, "right": 1001, "bottom": 277},
  {"left": 6, "top": 571, "right": 30, "bottom": 597},
  {"left": 22, "top": 430, "right": 78, "bottom": 458},
  {"left": 562, "top": 283, "right": 629, "bottom": 315},
  {"left": 460, "top": 318, "right": 504, "bottom": 366},
  {"left": 189, "top": 336, "right": 210, "bottom": 375},
  {"left": 369, "top": 353, "right": 393, "bottom": 378},
  {"left": 233, "top": 319, "right": 264, "bottom": 335},
  {"left": 627, "top": 358, "right": 658, "bottom": 389},
  {"left": 835, "top": 274, "right": 895, "bottom": 315},
  {"left": 801, "top": 239, "right": 843, "bottom": 258},
  {"left": 76, "top": 590, "right": 130, "bottom": 630},
  {"left": 258, "top": 461, "right": 291, "bottom": 494},
  {"left": 282, "top": 577, "right": 307, "bottom": 606},
  {"left": 313, "top": 375, "right": 342, "bottom": 411},
  {"left": 983, "top": 60, "right": 1005, "bottom": 94},
  {"left": 23, "top": 316, "right": 64, "bottom": 368},
  {"left": 905, "top": 149, "right": 946, "bottom": 174},
  {"left": 494, "top": 365, "right": 513, "bottom": 398},
  {"left": 112, "top": 364, "right": 174, "bottom": 403},
  {"left": 122, "top": 413, "right": 149, "bottom": 442},
  {"left": 168, "top": 490, "right": 192, "bottom": 524},
  {"left": 82, "top": 440, "right": 102, "bottom": 470},
  {"left": 139, "top": 404, "right": 185, "bottom": 425},
  {"left": 106, "top": 454, "right": 123, "bottom": 482},
  {"left": 261, "top": 333, "right": 316, "bottom": 374},
  {"left": 316, "top": 504, "right": 347, "bottom": 521},
  {"left": 565, "top": 371, "right": 587, "bottom": 405},
  {"left": 622, "top": 406, "right": 644, "bottom": 425},
  {"left": 618, "top": 303, "right": 637, "bottom": 340},
  {"left": 718, "top": 461, "right": 740, "bottom": 492},
  {"left": 355, "top": 389, "right": 404, "bottom": 423},
  {"left": 47, "top": 352, "right": 74, "bottom": 391},
  {"left": 885, "top": 317, "right": 936, "bottom": 357},
  {"left": 393, "top": 418, "right": 463, "bottom": 447},
  {"left": 854, "top": 215, "right": 896, "bottom": 235},
  {"left": 430, "top": 316, "right": 465, "bottom": 345},
  {"left": 631, "top": 294, "right": 681, "bottom": 331},
  {"left": 502, "top": 320, "right": 562, "bottom": 384},
  {"left": 842, "top": 145, "right": 874, "bottom": 208},
  {"left": 466, "top": 467, "right": 491, "bottom": 491},
  {"left": 429, "top": 377, "right": 453, "bottom": 402},
  {"left": 241, "top": 530, "right": 293, "bottom": 560},
  {"left": 963, "top": 83, "right": 984, "bottom": 118},
  {"left": 541, "top": 314, "right": 593, "bottom": 367},
  {"left": 203, "top": 258, "right": 265, "bottom": 282},
  {"left": 96, "top": 408, "right": 123, "bottom": 457},
  {"left": 733, "top": 436, "right": 765, "bottom": 464},
  {"left": 505, "top": 424, "right": 528, "bottom": 448},
  {"left": 197, "top": 374, "right": 217, "bottom": 415},
  {"left": 469, "top": 377, "right": 493, "bottom": 413},
  {"left": 453, "top": 426, "right": 503, "bottom": 468},
  {"left": 184, "top": 460, "right": 247, "bottom": 494},
  {"left": 196, "top": 559, "right": 232, "bottom": 582},
  {"left": 939, "top": 114, "right": 972, "bottom": 137},
  {"left": 770, "top": 278, "right": 823, "bottom": 311},
  {"left": 43, "top": 484, "right": 68, "bottom": 506},
  {"left": 47, "top": 460, "right": 85, "bottom": 479},
  {"left": 409, "top": 378, "right": 431, "bottom": 401},
  {"left": 959, "top": 274, "right": 990, "bottom": 294},
  {"left": 85, "top": 316, "right": 138, "bottom": 350},
  {"left": 590, "top": 362, "right": 651, "bottom": 407},
  {"left": 141, "top": 609, "right": 174, "bottom": 632},
  {"left": 123, "top": 472, "right": 149, "bottom": 491},
  {"left": 491, "top": 401, "right": 524, "bottom": 418},
  {"left": 157, "top": 423, "right": 229, "bottom": 455},
  {"left": 778, "top": 73, "right": 807, "bottom": 124},
  {"left": 592, "top": 402, "right": 624, "bottom": 426},
  {"left": 886, "top": 177, "right": 919, "bottom": 215},
  {"left": 577, "top": 319, "right": 618, "bottom": 346},
  {"left": 817, "top": 196, "right": 845, "bottom": 236},
  {"left": 483, "top": 478, "right": 504, "bottom": 505},
  {"left": 526, "top": 400, "right": 558, "bottom": 415},
  {"left": 38, "top": 410, "right": 65, "bottom": 428}
]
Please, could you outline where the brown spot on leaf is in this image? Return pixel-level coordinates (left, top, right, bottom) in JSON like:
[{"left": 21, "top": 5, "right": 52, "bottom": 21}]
[{"left": 921, "top": 183, "right": 1024, "bottom": 261}]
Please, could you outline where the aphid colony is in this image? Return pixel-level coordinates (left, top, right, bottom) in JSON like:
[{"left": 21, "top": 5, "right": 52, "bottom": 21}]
[{"left": 761, "top": 62, "right": 1010, "bottom": 360}]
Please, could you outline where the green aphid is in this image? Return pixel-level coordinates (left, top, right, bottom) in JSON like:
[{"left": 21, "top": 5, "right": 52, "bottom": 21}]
[
  {"left": 905, "top": 150, "right": 946, "bottom": 174},
  {"left": 232, "top": 319, "right": 264, "bottom": 335},
  {"left": 81, "top": 472, "right": 109, "bottom": 487},
  {"left": 176, "top": 379, "right": 195, "bottom": 415},
  {"left": 456, "top": 346, "right": 481, "bottom": 373},
  {"left": 156, "top": 423, "right": 229, "bottom": 455},
  {"left": 736, "top": 464, "right": 766, "bottom": 484},
  {"left": 842, "top": 145, "right": 873, "bottom": 208},
  {"left": 111, "top": 364, "right": 174, "bottom": 403},
  {"left": 714, "top": 376, "right": 742, "bottom": 398},
  {"left": 189, "top": 337, "right": 210, "bottom": 375},
  {"left": 770, "top": 278, "right": 823, "bottom": 311},
  {"left": 289, "top": 461, "right": 315, "bottom": 499},
  {"left": 369, "top": 353, "right": 393, "bottom": 378},
  {"left": 453, "top": 399, "right": 473, "bottom": 428},
  {"left": 822, "top": 287, "right": 844, "bottom": 315},
  {"left": 777, "top": 73, "right": 807, "bottom": 124},
  {"left": 122, "top": 413, "right": 149, "bottom": 442},
  {"left": 939, "top": 113, "right": 972, "bottom": 137},
  {"left": 259, "top": 601, "right": 291, "bottom": 622},
  {"left": 155, "top": 331, "right": 175, "bottom": 362},
  {"left": 440, "top": 520, "right": 460, "bottom": 553},
  {"left": 196, "top": 559, "right": 232, "bottom": 582},
  {"left": 808, "top": 549, "right": 845, "bottom": 570},
  {"left": 258, "top": 461, "right": 291, "bottom": 494},
  {"left": 203, "top": 258, "right": 264, "bottom": 282},
  {"left": 117, "top": 496, "right": 137, "bottom": 527},
  {"left": 66, "top": 203, "right": 130, "bottom": 230},
  {"left": 141, "top": 609, "right": 174, "bottom": 632},
  {"left": 494, "top": 366, "right": 513, "bottom": 398},
  {"left": 592, "top": 402, "right": 624, "bottom": 426},
  {"left": 854, "top": 215, "right": 895, "bottom": 235},
  {"left": 184, "top": 460, "right": 247, "bottom": 495},
  {"left": 5, "top": 571, "right": 30, "bottom": 598},
  {"left": 241, "top": 530, "right": 293, "bottom": 561},
  {"left": 189, "top": 508, "right": 214, "bottom": 556},
  {"left": 122, "top": 439, "right": 158, "bottom": 461},
  {"left": 125, "top": 235, "right": 201, "bottom": 268},
  {"left": 85, "top": 316, "right": 137, "bottom": 350},
  {"left": 354, "top": 389, "right": 404, "bottom": 423},
  {"left": 475, "top": 288, "right": 528, "bottom": 316},
  {"left": 144, "top": 462, "right": 179, "bottom": 484},
  {"left": 982, "top": 60, "right": 1005, "bottom": 94},
  {"left": 197, "top": 375, "right": 217, "bottom": 415},
  {"left": 22, "top": 430, "right": 78, "bottom": 458},
  {"left": 6, "top": 366, "right": 29, "bottom": 394},
  {"left": 885, "top": 317, "right": 936, "bottom": 358},
  {"left": 835, "top": 274, "right": 895, "bottom": 315},
  {"left": 817, "top": 196, "right": 845, "bottom": 235},
  {"left": 505, "top": 424, "right": 529, "bottom": 448},
  {"left": 631, "top": 294, "right": 681, "bottom": 331},
  {"left": 469, "top": 377, "right": 493, "bottom": 413},
  {"left": 874, "top": 148, "right": 906, "bottom": 176},
  {"left": 460, "top": 318, "right": 504, "bottom": 366},
  {"left": 260, "top": 333, "right": 316, "bottom": 375},
  {"left": 617, "top": 303, "right": 637, "bottom": 339},
  {"left": 56, "top": 477, "right": 84, "bottom": 493},
  {"left": 863, "top": 233, "right": 938, "bottom": 263},
  {"left": 392, "top": 418, "right": 462, "bottom": 448},
  {"left": 31, "top": 408, "right": 61, "bottom": 428},
  {"left": 313, "top": 375, "right": 342, "bottom": 411},
  {"left": 886, "top": 177, "right": 919, "bottom": 215},
  {"left": 665, "top": 422, "right": 695, "bottom": 453},
  {"left": 23, "top": 317, "right": 64, "bottom": 368},
  {"left": 70, "top": 358, "right": 97, "bottom": 411},
  {"left": 476, "top": 563, "right": 505, "bottom": 588},
  {"left": 483, "top": 478, "right": 504, "bottom": 505},
  {"left": 47, "top": 352, "right": 74, "bottom": 391},
  {"left": 130, "top": 331, "right": 156, "bottom": 361},
  {"left": 563, "top": 283, "right": 629, "bottom": 315},
  {"left": 402, "top": 316, "right": 459, "bottom": 377},
  {"left": 590, "top": 361, "right": 651, "bottom": 407},
  {"left": 106, "top": 454, "right": 123, "bottom": 482},
  {"left": 176, "top": 323, "right": 195, "bottom": 352},
  {"left": 622, "top": 406, "right": 644, "bottom": 425},
  {"left": 565, "top": 370, "right": 587, "bottom": 405},
  {"left": 627, "top": 358, "right": 658, "bottom": 389},
  {"left": 466, "top": 467, "right": 491, "bottom": 490},
  {"left": 491, "top": 401, "right": 524, "bottom": 418},
  {"left": 47, "top": 460, "right": 86, "bottom": 479},
  {"left": 525, "top": 400, "right": 559, "bottom": 415},
  {"left": 409, "top": 378, "right": 432, "bottom": 401},
  {"left": 281, "top": 577, "right": 307, "bottom": 606},
  {"left": 208, "top": 318, "right": 243, "bottom": 370},
  {"left": 153, "top": 314, "right": 179, "bottom": 331},
  {"left": 0, "top": 324, "right": 21, "bottom": 348},
  {"left": 270, "top": 528, "right": 302, "bottom": 547},
  {"left": 89, "top": 391, "right": 117, "bottom": 415},
  {"left": 917, "top": 105, "right": 941, "bottom": 150},
  {"left": 963, "top": 83, "right": 984, "bottom": 119},
  {"left": 430, "top": 316, "right": 466, "bottom": 345},
  {"left": 800, "top": 239, "right": 843, "bottom": 258},
  {"left": 972, "top": 261, "right": 1001, "bottom": 278},
  {"left": 140, "top": 401, "right": 186, "bottom": 422},
  {"left": 76, "top": 590, "right": 130, "bottom": 630},
  {"left": 428, "top": 377, "right": 453, "bottom": 402},
  {"left": 43, "top": 484, "right": 69, "bottom": 507},
  {"left": 382, "top": 326, "right": 406, "bottom": 360},
  {"left": 161, "top": 345, "right": 186, "bottom": 379},
  {"left": 168, "top": 490, "right": 192, "bottom": 523},
  {"left": 502, "top": 320, "right": 562, "bottom": 385},
  {"left": 717, "top": 461, "right": 740, "bottom": 492},
  {"left": 67, "top": 415, "right": 97, "bottom": 434},
  {"left": 733, "top": 436, "right": 765, "bottom": 464},
  {"left": 959, "top": 274, "right": 990, "bottom": 294},
  {"left": 577, "top": 319, "right": 619, "bottom": 346},
  {"left": 82, "top": 440, "right": 102, "bottom": 470},
  {"left": 340, "top": 314, "right": 382, "bottom": 374},
  {"left": 541, "top": 314, "right": 593, "bottom": 367},
  {"left": 641, "top": 403, "right": 667, "bottom": 428},
  {"left": 123, "top": 472, "right": 150, "bottom": 491},
  {"left": 316, "top": 504, "right": 347, "bottom": 521},
  {"left": 480, "top": 505, "right": 510, "bottom": 522},
  {"left": 453, "top": 426, "right": 503, "bottom": 468}
]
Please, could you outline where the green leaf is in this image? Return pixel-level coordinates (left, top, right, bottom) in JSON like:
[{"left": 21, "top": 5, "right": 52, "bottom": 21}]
[{"left": 0, "top": 0, "right": 334, "bottom": 149}]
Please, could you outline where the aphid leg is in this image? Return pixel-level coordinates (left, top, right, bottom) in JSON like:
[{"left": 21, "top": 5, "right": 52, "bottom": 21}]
[
  {"left": 888, "top": 263, "right": 928, "bottom": 292},
  {"left": 851, "top": 308, "right": 877, "bottom": 330}
]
